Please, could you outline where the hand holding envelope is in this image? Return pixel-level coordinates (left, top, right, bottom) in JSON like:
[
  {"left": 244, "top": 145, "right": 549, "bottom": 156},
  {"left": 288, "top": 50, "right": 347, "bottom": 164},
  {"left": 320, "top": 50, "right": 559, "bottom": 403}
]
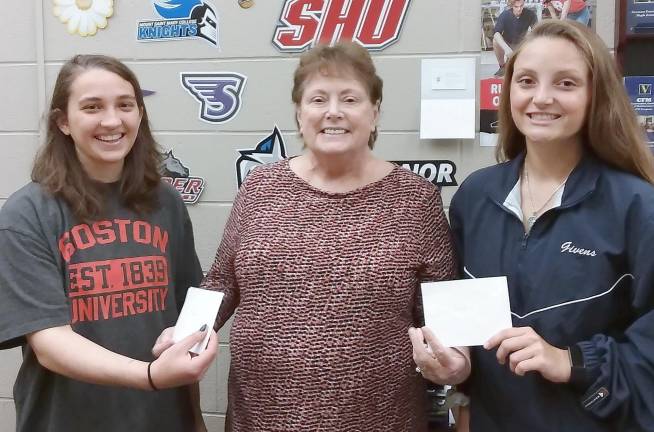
[
  {"left": 408, "top": 326, "right": 470, "bottom": 385},
  {"left": 419, "top": 277, "right": 571, "bottom": 383},
  {"left": 410, "top": 277, "right": 511, "bottom": 385},
  {"left": 421, "top": 277, "right": 513, "bottom": 348},
  {"left": 172, "top": 288, "right": 224, "bottom": 354},
  {"left": 147, "top": 288, "right": 224, "bottom": 390},
  {"left": 152, "top": 287, "right": 224, "bottom": 356},
  {"left": 484, "top": 326, "right": 572, "bottom": 383}
]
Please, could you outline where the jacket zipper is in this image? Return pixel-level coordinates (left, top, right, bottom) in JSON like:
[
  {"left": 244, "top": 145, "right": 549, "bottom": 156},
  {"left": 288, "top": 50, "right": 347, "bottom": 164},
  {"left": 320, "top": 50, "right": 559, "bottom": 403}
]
[
  {"left": 490, "top": 199, "right": 534, "bottom": 248},
  {"left": 583, "top": 387, "right": 609, "bottom": 409}
]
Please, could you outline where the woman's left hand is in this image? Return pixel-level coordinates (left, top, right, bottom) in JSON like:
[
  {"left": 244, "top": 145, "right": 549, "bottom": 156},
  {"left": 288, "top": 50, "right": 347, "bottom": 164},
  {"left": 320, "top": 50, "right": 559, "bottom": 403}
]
[
  {"left": 484, "top": 326, "right": 571, "bottom": 383},
  {"left": 409, "top": 327, "right": 470, "bottom": 385}
]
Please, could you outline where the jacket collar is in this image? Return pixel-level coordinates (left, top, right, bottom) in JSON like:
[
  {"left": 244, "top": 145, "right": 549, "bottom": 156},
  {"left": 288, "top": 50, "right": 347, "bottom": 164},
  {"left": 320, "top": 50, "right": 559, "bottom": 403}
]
[{"left": 489, "top": 151, "right": 601, "bottom": 209}]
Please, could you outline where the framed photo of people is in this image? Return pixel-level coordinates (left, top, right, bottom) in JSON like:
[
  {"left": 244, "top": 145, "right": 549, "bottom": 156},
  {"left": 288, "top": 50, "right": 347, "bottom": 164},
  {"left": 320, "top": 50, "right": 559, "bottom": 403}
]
[{"left": 480, "top": 0, "right": 597, "bottom": 147}]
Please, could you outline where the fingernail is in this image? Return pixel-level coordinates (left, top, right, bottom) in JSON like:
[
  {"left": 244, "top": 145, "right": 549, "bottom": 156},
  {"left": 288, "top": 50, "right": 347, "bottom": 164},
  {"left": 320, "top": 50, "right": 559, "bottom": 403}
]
[{"left": 199, "top": 324, "right": 207, "bottom": 332}]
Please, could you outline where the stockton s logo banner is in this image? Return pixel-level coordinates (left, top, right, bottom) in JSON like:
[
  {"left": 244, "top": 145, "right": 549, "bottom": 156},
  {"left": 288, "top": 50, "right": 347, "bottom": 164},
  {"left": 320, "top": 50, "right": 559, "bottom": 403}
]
[
  {"left": 181, "top": 72, "right": 247, "bottom": 124},
  {"left": 59, "top": 221, "right": 171, "bottom": 323},
  {"left": 273, "top": 0, "right": 411, "bottom": 52}
]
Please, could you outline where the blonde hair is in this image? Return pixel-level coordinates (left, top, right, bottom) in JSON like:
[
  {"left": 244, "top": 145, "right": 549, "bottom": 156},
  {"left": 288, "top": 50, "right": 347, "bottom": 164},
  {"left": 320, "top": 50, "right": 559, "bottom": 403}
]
[{"left": 496, "top": 20, "right": 654, "bottom": 184}]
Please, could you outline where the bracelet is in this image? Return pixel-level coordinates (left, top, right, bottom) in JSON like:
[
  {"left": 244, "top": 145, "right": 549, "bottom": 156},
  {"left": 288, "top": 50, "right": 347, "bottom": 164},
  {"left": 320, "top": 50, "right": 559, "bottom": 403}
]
[{"left": 147, "top": 361, "right": 159, "bottom": 391}]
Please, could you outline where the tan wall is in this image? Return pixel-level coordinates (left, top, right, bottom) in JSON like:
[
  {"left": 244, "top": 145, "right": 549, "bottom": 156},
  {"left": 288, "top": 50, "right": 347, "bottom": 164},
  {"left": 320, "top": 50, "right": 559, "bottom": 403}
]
[{"left": 0, "top": 1, "right": 616, "bottom": 430}]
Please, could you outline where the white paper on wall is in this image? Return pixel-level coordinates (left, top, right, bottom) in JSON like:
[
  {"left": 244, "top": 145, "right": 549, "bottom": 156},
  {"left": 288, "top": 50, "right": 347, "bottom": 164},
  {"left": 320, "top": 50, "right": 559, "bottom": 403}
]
[
  {"left": 420, "top": 99, "right": 476, "bottom": 139},
  {"left": 420, "top": 58, "right": 477, "bottom": 139}
]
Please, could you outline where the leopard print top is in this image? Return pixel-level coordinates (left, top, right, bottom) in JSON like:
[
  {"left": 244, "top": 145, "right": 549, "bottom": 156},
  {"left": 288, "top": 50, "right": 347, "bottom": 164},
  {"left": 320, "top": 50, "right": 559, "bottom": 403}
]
[{"left": 202, "top": 159, "right": 456, "bottom": 431}]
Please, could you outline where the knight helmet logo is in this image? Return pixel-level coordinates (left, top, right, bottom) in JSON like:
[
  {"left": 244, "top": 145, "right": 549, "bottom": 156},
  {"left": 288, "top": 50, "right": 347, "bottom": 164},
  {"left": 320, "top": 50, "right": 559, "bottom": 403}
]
[
  {"left": 181, "top": 72, "right": 247, "bottom": 124},
  {"left": 138, "top": 0, "right": 219, "bottom": 47},
  {"left": 160, "top": 150, "right": 206, "bottom": 204},
  {"left": 189, "top": 2, "right": 218, "bottom": 45},
  {"left": 273, "top": 0, "right": 411, "bottom": 52},
  {"left": 236, "top": 126, "right": 288, "bottom": 188}
]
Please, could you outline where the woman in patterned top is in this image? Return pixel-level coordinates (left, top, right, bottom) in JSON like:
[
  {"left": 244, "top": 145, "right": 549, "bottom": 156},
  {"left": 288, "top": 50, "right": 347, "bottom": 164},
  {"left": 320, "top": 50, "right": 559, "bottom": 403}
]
[{"left": 201, "top": 41, "right": 464, "bottom": 431}]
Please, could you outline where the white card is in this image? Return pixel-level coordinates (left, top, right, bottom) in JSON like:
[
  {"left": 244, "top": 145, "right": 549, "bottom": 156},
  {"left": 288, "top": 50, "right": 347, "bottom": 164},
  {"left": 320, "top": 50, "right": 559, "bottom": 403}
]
[
  {"left": 172, "top": 287, "right": 224, "bottom": 354},
  {"left": 421, "top": 277, "right": 512, "bottom": 347}
]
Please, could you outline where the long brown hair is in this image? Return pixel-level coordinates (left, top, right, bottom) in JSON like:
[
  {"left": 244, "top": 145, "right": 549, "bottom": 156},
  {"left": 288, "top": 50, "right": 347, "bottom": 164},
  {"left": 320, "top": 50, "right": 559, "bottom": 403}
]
[
  {"left": 496, "top": 20, "right": 654, "bottom": 184},
  {"left": 291, "top": 41, "right": 383, "bottom": 149},
  {"left": 32, "top": 55, "right": 162, "bottom": 221}
]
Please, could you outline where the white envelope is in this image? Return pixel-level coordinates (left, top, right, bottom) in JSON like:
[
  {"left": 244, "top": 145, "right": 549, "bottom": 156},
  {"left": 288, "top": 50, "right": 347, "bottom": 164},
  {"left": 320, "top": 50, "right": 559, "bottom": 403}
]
[
  {"left": 421, "top": 277, "right": 512, "bottom": 347},
  {"left": 172, "top": 287, "right": 224, "bottom": 354}
]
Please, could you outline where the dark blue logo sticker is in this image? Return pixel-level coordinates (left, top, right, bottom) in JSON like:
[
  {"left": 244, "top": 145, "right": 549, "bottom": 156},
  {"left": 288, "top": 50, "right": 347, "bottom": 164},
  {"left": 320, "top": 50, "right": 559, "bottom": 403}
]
[
  {"left": 160, "top": 150, "right": 206, "bottom": 204},
  {"left": 181, "top": 72, "right": 247, "bottom": 124},
  {"left": 137, "top": 0, "right": 219, "bottom": 47},
  {"left": 391, "top": 160, "right": 458, "bottom": 187},
  {"left": 236, "top": 126, "right": 287, "bottom": 188}
]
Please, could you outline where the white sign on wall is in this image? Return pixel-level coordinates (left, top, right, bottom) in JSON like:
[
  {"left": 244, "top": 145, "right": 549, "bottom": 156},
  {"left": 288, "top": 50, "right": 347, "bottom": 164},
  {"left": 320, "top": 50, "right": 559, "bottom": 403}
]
[{"left": 420, "top": 58, "right": 476, "bottom": 140}]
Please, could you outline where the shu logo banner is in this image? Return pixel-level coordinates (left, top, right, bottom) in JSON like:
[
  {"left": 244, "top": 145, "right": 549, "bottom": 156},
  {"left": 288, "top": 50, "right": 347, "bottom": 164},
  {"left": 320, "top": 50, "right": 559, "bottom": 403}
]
[
  {"left": 137, "top": 0, "right": 220, "bottom": 47},
  {"left": 273, "top": 0, "right": 411, "bottom": 52},
  {"left": 391, "top": 160, "right": 458, "bottom": 187},
  {"left": 59, "top": 220, "right": 170, "bottom": 323},
  {"left": 181, "top": 72, "right": 247, "bottom": 124},
  {"left": 160, "top": 150, "right": 206, "bottom": 204},
  {"left": 236, "top": 126, "right": 288, "bottom": 188}
]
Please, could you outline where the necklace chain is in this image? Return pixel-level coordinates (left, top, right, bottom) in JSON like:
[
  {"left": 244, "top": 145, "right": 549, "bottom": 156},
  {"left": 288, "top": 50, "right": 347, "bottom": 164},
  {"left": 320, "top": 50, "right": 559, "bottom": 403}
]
[{"left": 523, "top": 166, "right": 570, "bottom": 230}]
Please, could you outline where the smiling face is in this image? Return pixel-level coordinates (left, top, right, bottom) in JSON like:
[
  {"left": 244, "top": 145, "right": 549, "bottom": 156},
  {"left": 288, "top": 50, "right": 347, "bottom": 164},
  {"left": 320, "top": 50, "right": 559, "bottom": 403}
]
[
  {"left": 57, "top": 68, "right": 142, "bottom": 182},
  {"left": 510, "top": 36, "right": 590, "bottom": 151},
  {"left": 296, "top": 72, "right": 379, "bottom": 158}
]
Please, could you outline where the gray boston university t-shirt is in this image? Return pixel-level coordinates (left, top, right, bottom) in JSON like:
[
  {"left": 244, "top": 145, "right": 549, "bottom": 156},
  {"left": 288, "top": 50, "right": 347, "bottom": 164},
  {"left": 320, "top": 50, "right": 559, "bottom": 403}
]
[{"left": 0, "top": 182, "right": 203, "bottom": 432}]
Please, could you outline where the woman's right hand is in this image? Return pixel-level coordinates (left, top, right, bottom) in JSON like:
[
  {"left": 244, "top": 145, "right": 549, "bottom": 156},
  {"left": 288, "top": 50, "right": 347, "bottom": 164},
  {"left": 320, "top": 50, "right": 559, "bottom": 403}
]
[
  {"left": 409, "top": 326, "right": 471, "bottom": 385},
  {"left": 148, "top": 328, "right": 218, "bottom": 390}
]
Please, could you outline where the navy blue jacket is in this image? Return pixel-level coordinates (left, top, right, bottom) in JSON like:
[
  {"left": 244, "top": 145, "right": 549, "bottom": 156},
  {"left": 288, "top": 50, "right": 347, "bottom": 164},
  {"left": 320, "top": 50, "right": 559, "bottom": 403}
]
[{"left": 450, "top": 153, "right": 654, "bottom": 431}]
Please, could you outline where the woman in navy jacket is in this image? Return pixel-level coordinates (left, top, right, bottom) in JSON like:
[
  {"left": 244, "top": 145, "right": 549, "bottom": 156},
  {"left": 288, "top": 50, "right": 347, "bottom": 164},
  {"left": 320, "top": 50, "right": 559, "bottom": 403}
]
[{"left": 414, "top": 20, "right": 654, "bottom": 431}]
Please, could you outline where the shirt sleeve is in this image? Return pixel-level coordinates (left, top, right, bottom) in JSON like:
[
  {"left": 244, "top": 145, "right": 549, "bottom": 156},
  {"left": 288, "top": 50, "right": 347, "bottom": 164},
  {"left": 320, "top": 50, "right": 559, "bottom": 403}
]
[
  {"left": 200, "top": 181, "right": 248, "bottom": 330},
  {"left": 573, "top": 193, "right": 654, "bottom": 431},
  {"left": 414, "top": 187, "right": 457, "bottom": 324},
  {"left": 418, "top": 187, "right": 457, "bottom": 282},
  {"left": 494, "top": 11, "right": 506, "bottom": 35},
  {"left": 173, "top": 201, "right": 203, "bottom": 313},
  {"left": 0, "top": 227, "right": 70, "bottom": 349}
]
